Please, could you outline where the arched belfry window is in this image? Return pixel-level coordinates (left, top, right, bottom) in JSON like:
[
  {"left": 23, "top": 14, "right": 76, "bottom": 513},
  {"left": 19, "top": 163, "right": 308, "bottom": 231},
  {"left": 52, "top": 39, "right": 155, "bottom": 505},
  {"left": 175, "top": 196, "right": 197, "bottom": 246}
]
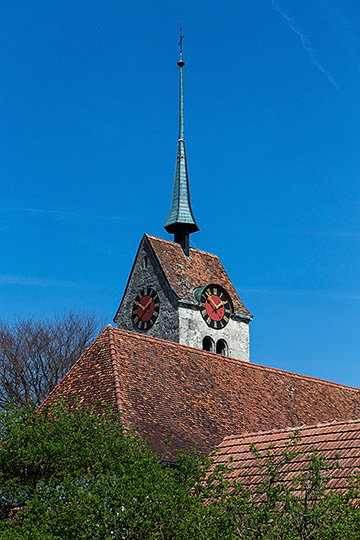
[
  {"left": 216, "top": 339, "right": 228, "bottom": 356},
  {"left": 143, "top": 256, "right": 148, "bottom": 269},
  {"left": 202, "top": 336, "right": 214, "bottom": 352}
]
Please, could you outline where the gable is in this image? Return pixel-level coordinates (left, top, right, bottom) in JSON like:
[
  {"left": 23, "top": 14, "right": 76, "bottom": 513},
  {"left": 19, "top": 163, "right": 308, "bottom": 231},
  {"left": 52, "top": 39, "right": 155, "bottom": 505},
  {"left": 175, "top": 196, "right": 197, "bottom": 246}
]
[{"left": 113, "top": 235, "right": 179, "bottom": 342}]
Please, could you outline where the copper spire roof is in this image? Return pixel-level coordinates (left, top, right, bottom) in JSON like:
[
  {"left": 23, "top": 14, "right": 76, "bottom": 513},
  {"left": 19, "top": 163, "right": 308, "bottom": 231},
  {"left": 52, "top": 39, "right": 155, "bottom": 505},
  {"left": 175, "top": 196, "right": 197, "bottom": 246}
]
[{"left": 164, "top": 28, "right": 199, "bottom": 255}]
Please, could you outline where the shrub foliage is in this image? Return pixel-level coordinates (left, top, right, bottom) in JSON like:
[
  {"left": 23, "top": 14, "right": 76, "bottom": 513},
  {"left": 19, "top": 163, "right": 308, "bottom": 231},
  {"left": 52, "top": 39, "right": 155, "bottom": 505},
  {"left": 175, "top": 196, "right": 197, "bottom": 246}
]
[{"left": 0, "top": 402, "right": 359, "bottom": 539}]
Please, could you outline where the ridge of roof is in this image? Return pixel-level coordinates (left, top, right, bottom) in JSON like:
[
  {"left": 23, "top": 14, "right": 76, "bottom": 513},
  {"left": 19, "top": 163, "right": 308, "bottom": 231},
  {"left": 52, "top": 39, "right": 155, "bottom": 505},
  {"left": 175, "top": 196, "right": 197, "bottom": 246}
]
[
  {"left": 222, "top": 417, "right": 360, "bottom": 443},
  {"left": 107, "top": 325, "right": 124, "bottom": 413},
  {"left": 111, "top": 327, "right": 360, "bottom": 393},
  {"left": 145, "top": 234, "right": 219, "bottom": 259}
]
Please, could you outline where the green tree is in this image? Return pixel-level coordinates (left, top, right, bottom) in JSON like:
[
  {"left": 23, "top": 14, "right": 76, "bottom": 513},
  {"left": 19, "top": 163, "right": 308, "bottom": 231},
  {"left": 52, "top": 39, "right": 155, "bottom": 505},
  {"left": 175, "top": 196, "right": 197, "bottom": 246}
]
[
  {"left": 0, "top": 402, "right": 359, "bottom": 539},
  {"left": 0, "top": 402, "right": 215, "bottom": 539}
]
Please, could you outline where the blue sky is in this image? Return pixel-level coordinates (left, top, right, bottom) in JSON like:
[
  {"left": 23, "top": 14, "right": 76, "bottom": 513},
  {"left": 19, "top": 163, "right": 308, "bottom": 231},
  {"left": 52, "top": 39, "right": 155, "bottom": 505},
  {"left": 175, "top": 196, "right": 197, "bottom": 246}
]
[{"left": 1, "top": 1, "right": 359, "bottom": 387}]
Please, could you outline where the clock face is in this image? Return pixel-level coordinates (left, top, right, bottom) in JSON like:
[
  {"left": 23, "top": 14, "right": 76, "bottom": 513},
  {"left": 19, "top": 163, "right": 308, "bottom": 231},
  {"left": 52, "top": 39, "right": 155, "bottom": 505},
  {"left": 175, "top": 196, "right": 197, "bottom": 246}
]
[
  {"left": 132, "top": 288, "right": 160, "bottom": 331},
  {"left": 199, "top": 285, "right": 231, "bottom": 329}
]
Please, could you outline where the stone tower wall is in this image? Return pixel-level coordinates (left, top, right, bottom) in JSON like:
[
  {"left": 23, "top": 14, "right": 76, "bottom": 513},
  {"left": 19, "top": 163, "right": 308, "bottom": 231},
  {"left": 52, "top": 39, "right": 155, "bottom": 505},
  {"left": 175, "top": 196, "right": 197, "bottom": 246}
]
[
  {"left": 178, "top": 305, "right": 250, "bottom": 361},
  {"left": 114, "top": 239, "right": 179, "bottom": 342}
]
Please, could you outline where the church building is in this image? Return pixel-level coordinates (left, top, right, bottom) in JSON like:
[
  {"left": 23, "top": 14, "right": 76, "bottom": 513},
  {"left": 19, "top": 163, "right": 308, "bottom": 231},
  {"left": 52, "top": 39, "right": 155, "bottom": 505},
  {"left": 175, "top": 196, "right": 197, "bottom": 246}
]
[{"left": 42, "top": 38, "right": 360, "bottom": 462}]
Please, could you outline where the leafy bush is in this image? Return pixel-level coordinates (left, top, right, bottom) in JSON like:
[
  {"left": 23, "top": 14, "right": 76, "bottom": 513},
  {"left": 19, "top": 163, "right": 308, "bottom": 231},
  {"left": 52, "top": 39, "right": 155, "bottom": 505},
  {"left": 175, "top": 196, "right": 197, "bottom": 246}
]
[{"left": 0, "top": 402, "right": 359, "bottom": 539}]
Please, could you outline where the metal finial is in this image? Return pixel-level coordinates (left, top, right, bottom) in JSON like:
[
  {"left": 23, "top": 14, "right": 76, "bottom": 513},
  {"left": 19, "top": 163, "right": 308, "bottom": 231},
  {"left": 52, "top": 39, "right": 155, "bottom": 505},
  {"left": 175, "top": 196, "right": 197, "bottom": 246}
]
[
  {"left": 178, "top": 23, "right": 184, "bottom": 53},
  {"left": 177, "top": 23, "right": 185, "bottom": 67}
]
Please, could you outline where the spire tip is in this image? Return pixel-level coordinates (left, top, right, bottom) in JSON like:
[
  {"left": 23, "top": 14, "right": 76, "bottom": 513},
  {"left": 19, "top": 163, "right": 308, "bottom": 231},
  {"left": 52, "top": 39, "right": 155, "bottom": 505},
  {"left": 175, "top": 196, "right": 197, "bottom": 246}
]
[
  {"left": 178, "top": 23, "right": 184, "bottom": 53},
  {"left": 177, "top": 23, "right": 185, "bottom": 67}
]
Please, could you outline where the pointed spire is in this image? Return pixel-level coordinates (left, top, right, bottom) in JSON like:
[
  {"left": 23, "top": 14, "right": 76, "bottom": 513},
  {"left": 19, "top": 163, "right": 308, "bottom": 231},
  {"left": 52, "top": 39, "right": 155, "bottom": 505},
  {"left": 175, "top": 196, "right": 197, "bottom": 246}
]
[{"left": 164, "top": 24, "right": 199, "bottom": 256}]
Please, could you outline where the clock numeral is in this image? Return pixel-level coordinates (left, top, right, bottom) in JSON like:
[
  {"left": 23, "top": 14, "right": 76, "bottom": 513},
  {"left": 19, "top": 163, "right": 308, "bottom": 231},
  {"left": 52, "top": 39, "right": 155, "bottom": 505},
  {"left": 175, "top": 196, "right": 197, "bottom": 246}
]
[{"left": 199, "top": 285, "right": 231, "bottom": 329}]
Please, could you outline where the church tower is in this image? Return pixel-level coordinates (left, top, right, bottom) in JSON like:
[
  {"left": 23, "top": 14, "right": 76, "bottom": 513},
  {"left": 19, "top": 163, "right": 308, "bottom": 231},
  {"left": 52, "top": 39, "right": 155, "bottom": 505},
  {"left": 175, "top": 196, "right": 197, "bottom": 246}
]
[{"left": 114, "top": 29, "right": 252, "bottom": 361}]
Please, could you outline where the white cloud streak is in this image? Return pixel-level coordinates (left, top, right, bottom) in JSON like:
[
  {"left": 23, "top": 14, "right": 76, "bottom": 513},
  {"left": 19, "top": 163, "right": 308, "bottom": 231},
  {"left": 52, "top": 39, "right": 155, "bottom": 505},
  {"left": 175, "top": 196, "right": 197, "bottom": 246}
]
[
  {"left": 0, "top": 205, "right": 141, "bottom": 223},
  {"left": 0, "top": 206, "right": 121, "bottom": 221},
  {"left": 0, "top": 274, "right": 112, "bottom": 291},
  {"left": 271, "top": 0, "right": 342, "bottom": 93},
  {"left": 237, "top": 285, "right": 360, "bottom": 301}
]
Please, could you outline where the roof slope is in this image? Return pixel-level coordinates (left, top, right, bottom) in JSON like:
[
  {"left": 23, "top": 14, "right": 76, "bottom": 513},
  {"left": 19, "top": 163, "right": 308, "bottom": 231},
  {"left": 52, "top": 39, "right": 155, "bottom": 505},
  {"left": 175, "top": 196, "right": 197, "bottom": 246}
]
[
  {"left": 146, "top": 235, "right": 252, "bottom": 318},
  {"left": 41, "top": 326, "right": 121, "bottom": 412},
  {"left": 41, "top": 326, "right": 360, "bottom": 459},
  {"left": 212, "top": 419, "right": 360, "bottom": 493}
]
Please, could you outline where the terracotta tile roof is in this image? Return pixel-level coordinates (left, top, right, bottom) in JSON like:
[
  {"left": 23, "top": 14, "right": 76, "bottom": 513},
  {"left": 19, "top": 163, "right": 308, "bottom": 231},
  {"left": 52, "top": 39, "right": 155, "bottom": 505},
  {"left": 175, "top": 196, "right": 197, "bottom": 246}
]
[
  {"left": 146, "top": 235, "right": 252, "bottom": 318},
  {"left": 41, "top": 326, "right": 119, "bottom": 412},
  {"left": 41, "top": 326, "right": 360, "bottom": 460},
  {"left": 212, "top": 419, "right": 360, "bottom": 493}
]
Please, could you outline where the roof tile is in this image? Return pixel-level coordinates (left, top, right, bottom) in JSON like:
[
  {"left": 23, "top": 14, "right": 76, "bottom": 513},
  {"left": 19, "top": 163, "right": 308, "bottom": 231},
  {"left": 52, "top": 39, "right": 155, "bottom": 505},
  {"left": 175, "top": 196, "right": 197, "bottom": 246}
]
[
  {"left": 146, "top": 235, "right": 252, "bottom": 317},
  {"left": 212, "top": 419, "right": 360, "bottom": 493},
  {"left": 41, "top": 327, "right": 360, "bottom": 460}
]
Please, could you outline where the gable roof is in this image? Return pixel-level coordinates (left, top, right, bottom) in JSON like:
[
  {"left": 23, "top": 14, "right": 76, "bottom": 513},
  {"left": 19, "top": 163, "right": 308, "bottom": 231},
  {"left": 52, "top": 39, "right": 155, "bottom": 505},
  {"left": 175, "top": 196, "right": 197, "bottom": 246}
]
[
  {"left": 211, "top": 419, "right": 360, "bottom": 493},
  {"left": 41, "top": 326, "right": 360, "bottom": 460},
  {"left": 146, "top": 235, "right": 252, "bottom": 318}
]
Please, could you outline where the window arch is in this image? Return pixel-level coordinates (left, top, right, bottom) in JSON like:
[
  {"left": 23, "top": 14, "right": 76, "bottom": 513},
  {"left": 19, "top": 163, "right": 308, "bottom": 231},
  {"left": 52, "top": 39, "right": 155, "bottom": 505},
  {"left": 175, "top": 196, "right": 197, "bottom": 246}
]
[
  {"left": 202, "top": 336, "right": 214, "bottom": 352},
  {"left": 216, "top": 339, "right": 228, "bottom": 356}
]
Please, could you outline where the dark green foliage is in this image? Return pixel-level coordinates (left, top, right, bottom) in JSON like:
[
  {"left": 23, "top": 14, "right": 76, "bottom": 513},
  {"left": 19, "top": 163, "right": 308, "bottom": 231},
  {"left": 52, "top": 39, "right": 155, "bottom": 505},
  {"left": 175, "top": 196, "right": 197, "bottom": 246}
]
[{"left": 0, "top": 403, "right": 359, "bottom": 539}]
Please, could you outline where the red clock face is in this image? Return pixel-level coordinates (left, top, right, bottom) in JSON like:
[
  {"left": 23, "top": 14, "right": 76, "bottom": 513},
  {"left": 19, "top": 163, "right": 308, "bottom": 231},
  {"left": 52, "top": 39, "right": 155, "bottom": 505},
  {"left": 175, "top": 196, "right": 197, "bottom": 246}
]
[
  {"left": 199, "top": 286, "right": 231, "bottom": 329},
  {"left": 132, "top": 288, "right": 159, "bottom": 331}
]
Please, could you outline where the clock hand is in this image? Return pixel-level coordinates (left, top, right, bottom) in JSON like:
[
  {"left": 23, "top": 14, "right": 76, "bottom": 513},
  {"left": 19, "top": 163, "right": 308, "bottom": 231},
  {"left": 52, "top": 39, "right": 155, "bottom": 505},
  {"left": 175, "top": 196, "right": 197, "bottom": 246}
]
[
  {"left": 207, "top": 296, "right": 218, "bottom": 310},
  {"left": 134, "top": 300, "right": 146, "bottom": 310},
  {"left": 215, "top": 300, "right": 227, "bottom": 309},
  {"left": 142, "top": 299, "right": 152, "bottom": 314}
]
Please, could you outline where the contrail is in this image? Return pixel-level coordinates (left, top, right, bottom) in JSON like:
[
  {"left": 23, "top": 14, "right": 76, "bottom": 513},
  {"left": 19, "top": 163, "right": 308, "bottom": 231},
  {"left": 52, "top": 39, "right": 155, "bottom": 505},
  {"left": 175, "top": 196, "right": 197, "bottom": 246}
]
[{"left": 271, "top": 0, "right": 342, "bottom": 94}]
